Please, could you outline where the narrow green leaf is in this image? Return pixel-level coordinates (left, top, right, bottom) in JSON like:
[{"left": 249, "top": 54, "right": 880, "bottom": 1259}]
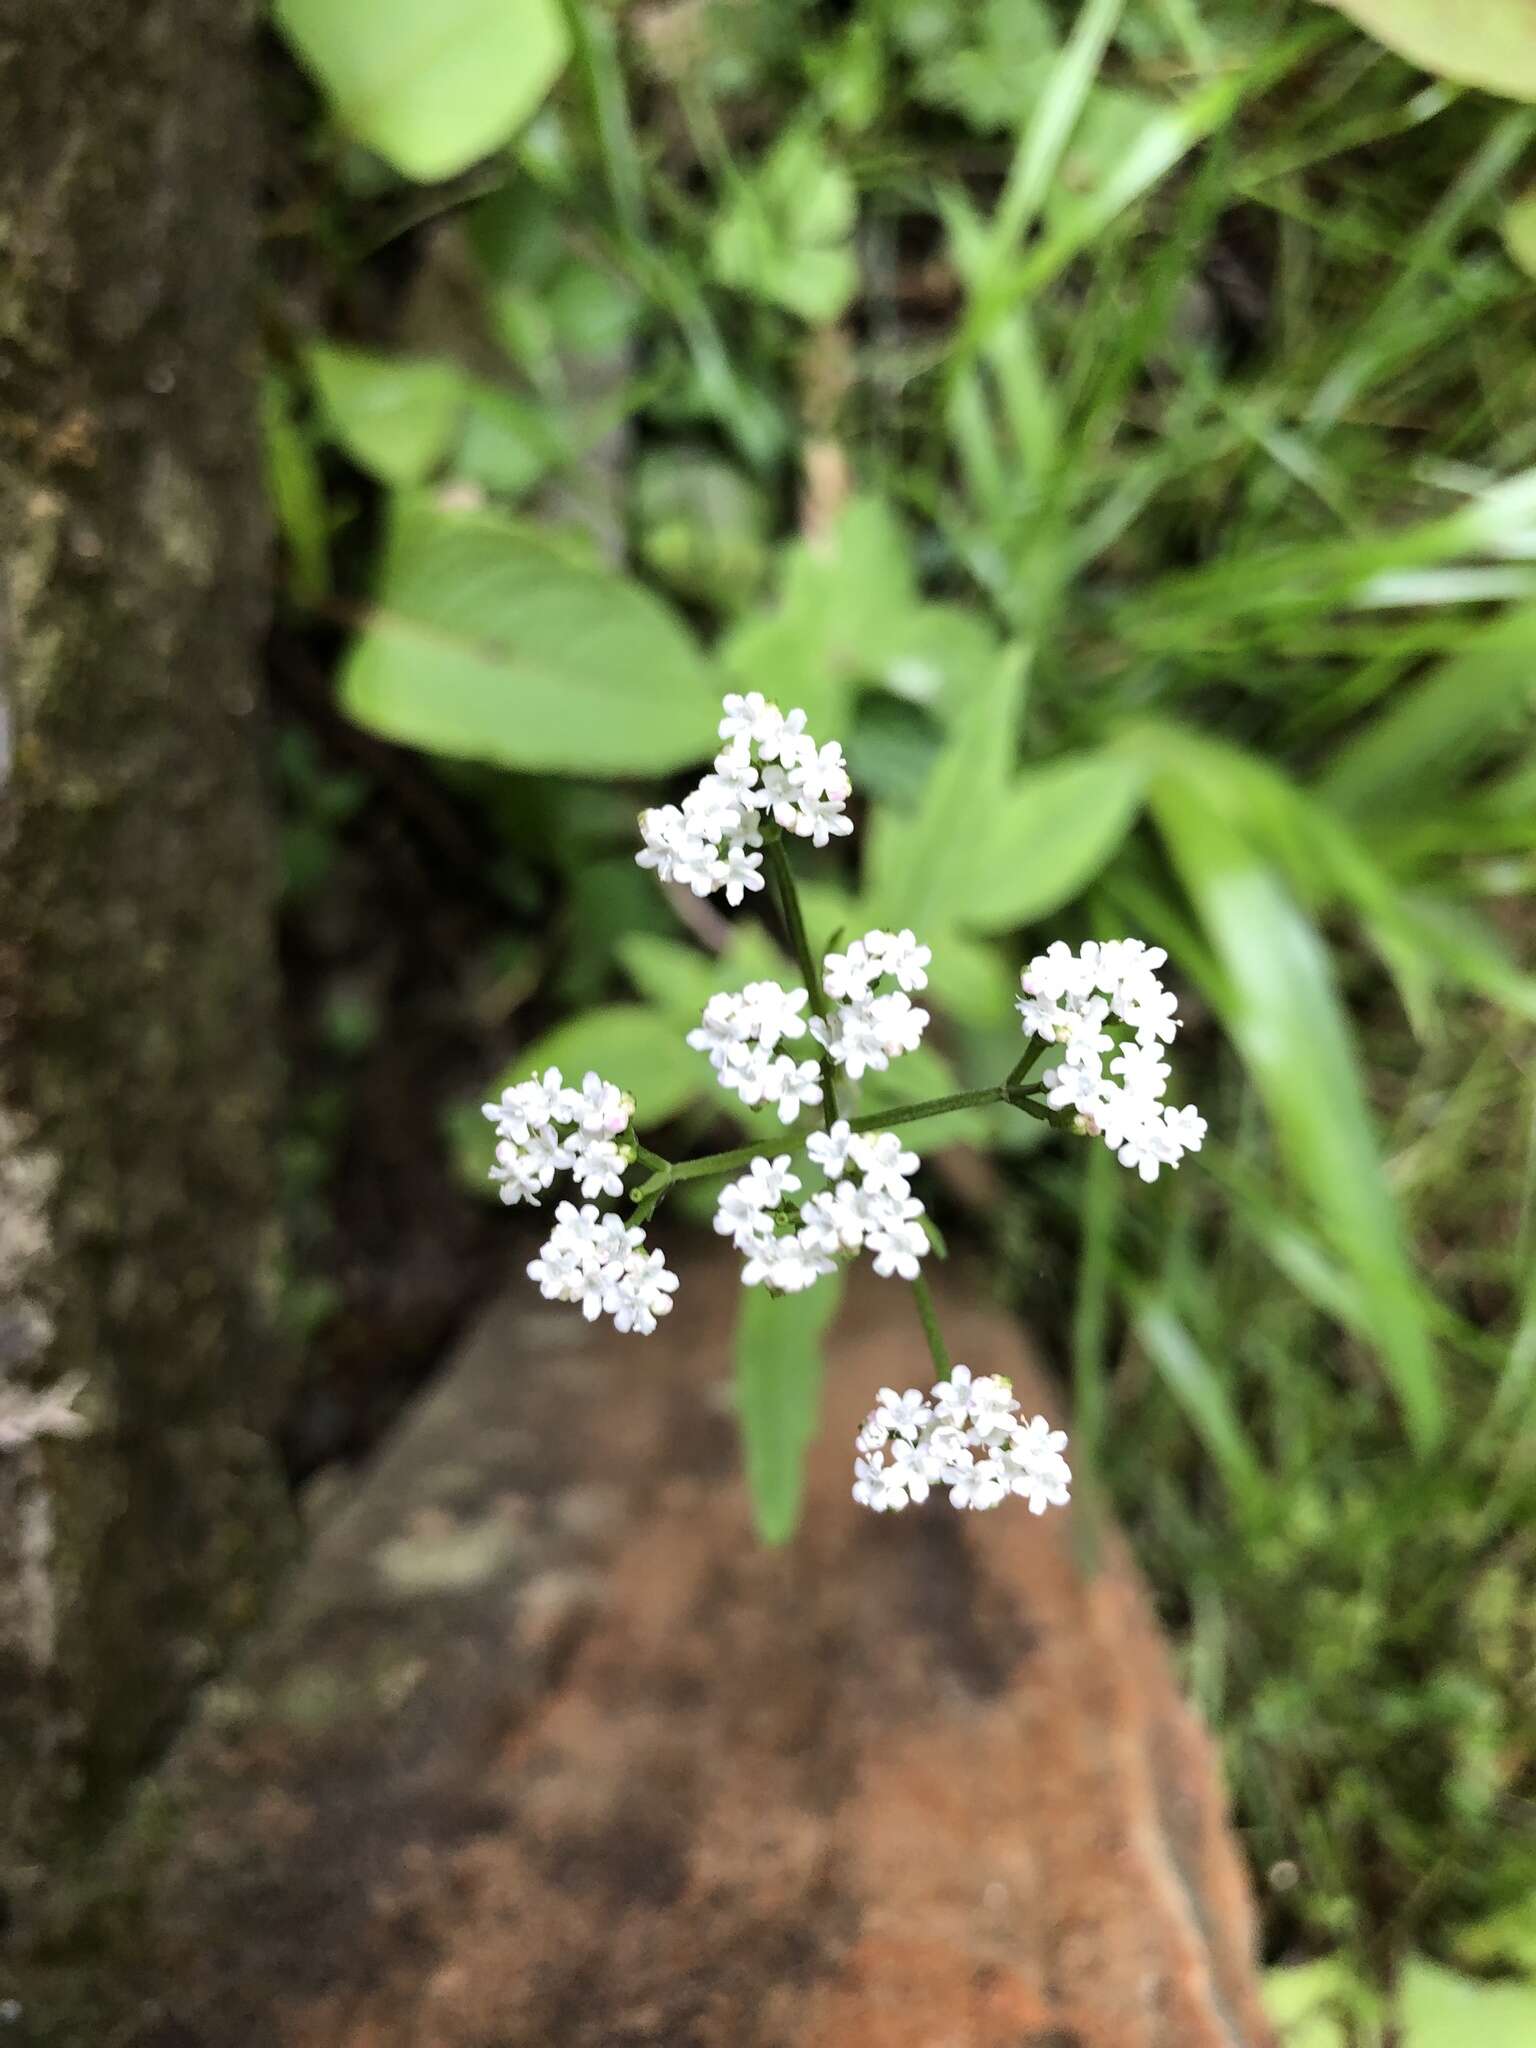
[
  {"left": 1323, "top": 602, "right": 1536, "bottom": 816},
  {"left": 954, "top": 750, "right": 1146, "bottom": 933},
  {"left": 340, "top": 497, "right": 717, "bottom": 776},
  {"left": 1133, "top": 1297, "right": 1268, "bottom": 1508},
  {"left": 1151, "top": 776, "right": 1444, "bottom": 1451},
  {"left": 736, "top": 1273, "right": 844, "bottom": 1545},
  {"left": 260, "top": 373, "right": 329, "bottom": 603},
  {"left": 274, "top": 0, "right": 571, "bottom": 182},
  {"left": 493, "top": 1005, "right": 705, "bottom": 1130}
]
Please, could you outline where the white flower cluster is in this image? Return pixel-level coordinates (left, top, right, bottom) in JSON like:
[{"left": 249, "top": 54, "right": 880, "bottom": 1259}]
[
  {"left": 713, "top": 1122, "right": 930, "bottom": 1293},
  {"left": 527, "top": 1201, "right": 679, "bottom": 1335},
  {"left": 636, "top": 691, "right": 852, "bottom": 906},
  {"left": 1016, "top": 940, "right": 1207, "bottom": 1182},
  {"left": 686, "top": 980, "right": 823, "bottom": 1125},
  {"left": 852, "top": 1366, "right": 1071, "bottom": 1516},
  {"left": 482, "top": 1066, "right": 634, "bottom": 1206},
  {"left": 811, "top": 928, "right": 932, "bottom": 1080},
  {"left": 483, "top": 1067, "right": 678, "bottom": 1336}
]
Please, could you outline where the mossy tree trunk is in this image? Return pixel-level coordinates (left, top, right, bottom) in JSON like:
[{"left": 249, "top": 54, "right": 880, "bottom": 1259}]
[{"left": 0, "top": 0, "right": 293, "bottom": 1928}]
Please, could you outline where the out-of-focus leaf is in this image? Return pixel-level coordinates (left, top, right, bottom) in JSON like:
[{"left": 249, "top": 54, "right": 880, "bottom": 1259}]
[
  {"left": 899, "top": 0, "right": 1057, "bottom": 133},
  {"left": 1133, "top": 1297, "right": 1268, "bottom": 1509},
  {"left": 618, "top": 927, "right": 789, "bottom": 1035},
  {"left": 867, "top": 642, "right": 1030, "bottom": 931},
  {"left": 1150, "top": 771, "right": 1444, "bottom": 1451},
  {"left": 845, "top": 695, "right": 945, "bottom": 810},
  {"left": 1502, "top": 186, "right": 1536, "bottom": 276},
  {"left": 709, "top": 126, "right": 858, "bottom": 322},
  {"left": 274, "top": 0, "right": 571, "bottom": 181},
  {"left": 1323, "top": 0, "right": 1536, "bottom": 102},
  {"left": 953, "top": 750, "right": 1146, "bottom": 933},
  {"left": 633, "top": 448, "right": 772, "bottom": 614},
  {"left": 721, "top": 496, "right": 916, "bottom": 736},
  {"left": 340, "top": 497, "right": 717, "bottom": 775},
  {"left": 450, "top": 386, "right": 566, "bottom": 498},
  {"left": 493, "top": 1004, "right": 705, "bottom": 1129},
  {"left": 736, "top": 1272, "right": 844, "bottom": 1544},
  {"left": 308, "top": 344, "right": 465, "bottom": 486},
  {"left": 1323, "top": 603, "right": 1536, "bottom": 816},
  {"left": 867, "top": 603, "right": 1002, "bottom": 713},
  {"left": 261, "top": 373, "right": 329, "bottom": 602}
]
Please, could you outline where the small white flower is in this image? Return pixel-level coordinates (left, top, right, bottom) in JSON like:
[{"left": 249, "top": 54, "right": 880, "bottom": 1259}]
[
  {"left": 875, "top": 1386, "right": 932, "bottom": 1438},
  {"left": 806, "top": 1118, "right": 854, "bottom": 1180}
]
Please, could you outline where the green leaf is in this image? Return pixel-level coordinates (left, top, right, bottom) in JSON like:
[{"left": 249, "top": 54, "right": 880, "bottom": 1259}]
[
  {"left": 1323, "top": 602, "right": 1536, "bottom": 817},
  {"left": 1326, "top": 0, "right": 1536, "bottom": 101},
  {"left": 709, "top": 126, "right": 859, "bottom": 322},
  {"left": 340, "top": 497, "right": 717, "bottom": 776},
  {"left": 273, "top": 0, "right": 572, "bottom": 181},
  {"left": 1150, "top": 771, "right": 1444, "bottom": 1452},
  {"left": 952, "top": 750, "right": 1146, "bottom": 933},
  {"left": 1395, "top": 1961, "right": 1536, "bottom": 2046},
  {"left": 492, "top": 1005, "right": 705, "bottom": 1131},
  {"left": 260, "top": 372, "right": 329, "bottom": 603},
  {"left": 866, "top": 642, "right": 1031, "bottom": 931},
  {"left": 721, "top": 496, "right": 917, "bottom": 736},
  {"left": 1502, "top": 185, "right": 1536, "bottom": 277},
  {"left": 308, "top": 344, "right": 464, "bottom": 486},
  {"left": 618, "top": 927, "right": 789, "bottom": 1036},
  {"left": 735, "top": 1272, "right": 843, "bottom": 1544},
  {"left": 1133, "top": 1298, "right": 1268, "bottom": 1510}
]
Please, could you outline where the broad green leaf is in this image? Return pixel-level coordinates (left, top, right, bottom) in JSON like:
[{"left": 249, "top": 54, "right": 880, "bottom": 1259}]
[
  {"left": 1325, "top": 0, "right": 1536, "bottom": 101},
  {"left": 308, "top": 344, "right": 464, "bottom": 486},
  {"left": 953, "top": 750, "right": 1146, "bottom": 933},
  {"left": 340, "top": 497, "right": 717, "bottom": 776},
  {"left": 735, "top": 1272, "right": 844, "bottom": 1544},
  {"left": 1323, "top": 603, "right": 1536, "bottom": 816},
  {"left": 274, "top": 0, "right": 571, "bottom": 181},
  {"left": 1151, "top": 775, "right": 1444, "bottom": 1451},
  {"left": 492, "top": 1004, "right": 704, "bottom": 1130},
  {"left": 868, "top": 603, "right": 1002, "bottom": 712},
  {"left": 1396, "top": 1961, "right": 1536, "bottom": 2046},
  {"left": 1133, "top": 1298, "right": 1268, "bottom": 1509},
  {"left": 709, "top": 126, "right": 858, "bottom": 322},
  {"left": 867, "top": 642, "right": 1031, "bottom": 931}
]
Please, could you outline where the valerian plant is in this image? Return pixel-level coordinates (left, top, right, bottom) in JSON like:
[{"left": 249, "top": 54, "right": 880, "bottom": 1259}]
[{"left": 484, "top": 692, "right": 1205, "bottom": 1528}]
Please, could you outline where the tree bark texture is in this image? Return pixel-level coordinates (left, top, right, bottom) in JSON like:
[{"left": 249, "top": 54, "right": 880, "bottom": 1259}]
[{"left": 0, "top": 0, "right": 293, "bottom": 1927}]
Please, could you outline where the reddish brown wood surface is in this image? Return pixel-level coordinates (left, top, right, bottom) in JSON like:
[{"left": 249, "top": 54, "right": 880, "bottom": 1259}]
[{"left": 133, "top": 1248, "right": 1273, "bottom": 2047}]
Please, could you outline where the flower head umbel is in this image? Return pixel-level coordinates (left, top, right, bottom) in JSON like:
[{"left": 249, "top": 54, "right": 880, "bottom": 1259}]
[
  {"left": 483, "top": 1067, "right": 636, "bottom": 1208},
  {"left": 852, "top": 1367, "right": 1071, "bottom": 1518},
  {"left": 811, "top": 929, "right": 931, "bottom": 1080},
  {"left": 636, "top": 694, "right": 852, "bottom": 905},
  {"left": 1017, "top": 940, "right": 1205, "bottom": 1181},
  {"left": 527, "top": 1200, "right": 679, "bottom": 1335},
  {"left": 714, "top": 1121, "right": 930, "bottom": 1293},
  {"left": 687, "top": 979, "right": 823, "bottom": 1125}
]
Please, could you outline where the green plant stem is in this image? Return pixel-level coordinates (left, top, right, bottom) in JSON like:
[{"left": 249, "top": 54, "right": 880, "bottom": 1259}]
[
  {"left": 909, "top": 1270, "right": 952, "bottom": 1381},
  {"left": 627, "top": 1080, "right": 1051, "bottom": 1216},
  {"left": 1005, "top": 1036, "right": 1038, "bottom": 1090},
  {"left": 762, "top": 831, "right": 840, "bottom": 1125}
]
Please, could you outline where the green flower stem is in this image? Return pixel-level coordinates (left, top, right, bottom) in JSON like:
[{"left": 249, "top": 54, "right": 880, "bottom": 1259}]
[
  {"left": 909, "top": 1270, "right": 952, "bottom": 1382},
  {"left": 762, "top": 830, "right": 841, "bottom": 1126},
  {"left": 627, "top": 1079, "right": 1049, "bottom": 1214},
  {"left": 1005, "top": 1036, "right": 1038, "bottom": 1090}
]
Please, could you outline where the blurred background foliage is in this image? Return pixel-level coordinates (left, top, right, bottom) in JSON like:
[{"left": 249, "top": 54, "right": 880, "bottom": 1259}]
[{"left": 261, "top": 0, "right": 1536, "bottom": 2030}]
